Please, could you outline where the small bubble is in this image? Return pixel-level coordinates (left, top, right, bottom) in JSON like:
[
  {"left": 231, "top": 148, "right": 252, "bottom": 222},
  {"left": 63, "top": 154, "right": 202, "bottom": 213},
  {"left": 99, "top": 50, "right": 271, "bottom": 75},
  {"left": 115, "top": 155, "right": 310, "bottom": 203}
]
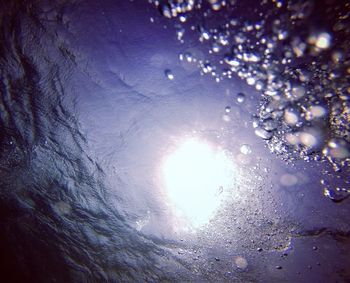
[
  {"left": 164, "top": 69, "right": 174, "bottom": 80},
  {"left": 252, "top": 116, "right": 259, "bottom": 128},
  {"left": 236, "top": 92, "right": 245, "bottom": 103},
  {"left": 208, "top": 0, "right": 224, "bottom": 11},
  {"left": 225, "top": 106, "right": 231, "bottom": 113},
  {"left": 255, "top": 81, "right": 264, "bottom": 91},
  {"left": 161, "top": 4, "right": 172, "bottom": 18},
  {"left": 201, "top": 62, "right": 214, "bottom": 73},
  {"left": 176, "top": 26, "right": 185, "bottom": 41},
  {"left": 185, "top": 52, "right": 193, "bottom": 62},
  {"left": 218, "top": 34, "right": 229, "bottom": 46},
  {"left": 246, "top": 77, "right": 256, "bottom": 85},
  {"left": 178, "top": 13, "right": 187, "bottom": 22},
  {"left": 277, "top": 30, "right": 288, "bottom": 40},
  {"left": 212, "top": 43, "right": 221, "bottom": 53},
  {"left": 199, "top": 26, "right": 210, "bottom": 41}
]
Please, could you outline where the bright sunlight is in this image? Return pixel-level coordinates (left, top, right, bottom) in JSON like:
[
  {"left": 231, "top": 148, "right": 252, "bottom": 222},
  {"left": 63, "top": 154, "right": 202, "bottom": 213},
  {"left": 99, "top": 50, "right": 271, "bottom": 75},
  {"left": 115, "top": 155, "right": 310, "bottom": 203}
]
[{"left": 162, "top": 139, "right": 235, "bottom": 229}]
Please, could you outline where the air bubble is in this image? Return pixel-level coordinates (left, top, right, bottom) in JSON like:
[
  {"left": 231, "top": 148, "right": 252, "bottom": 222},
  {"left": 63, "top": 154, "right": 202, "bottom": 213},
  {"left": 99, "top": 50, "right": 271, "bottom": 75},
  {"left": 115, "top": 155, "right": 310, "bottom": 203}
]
[
  {"left": 212, "top": 43, "right": 221, "bottom": 53},
  {"left": 236, "top": 93, "right": 245, "bottom": 103},
  {"left": 161, "top": 4, "right": 172, "bottom": 18},
  {"left": 176, "top": 26, "right": 185, "bottom": 42},
  {"left": 246, "top": 77, "right": 256, "bottom": 85},
  {"left": 185, "top": 52, "right": 193, "bottom": 62},
  {"left": 165, "top": 69, "right": 174, "bottom": 80},
  {"left": 178, "top": 14, "right": 187, "bottom": 22}
]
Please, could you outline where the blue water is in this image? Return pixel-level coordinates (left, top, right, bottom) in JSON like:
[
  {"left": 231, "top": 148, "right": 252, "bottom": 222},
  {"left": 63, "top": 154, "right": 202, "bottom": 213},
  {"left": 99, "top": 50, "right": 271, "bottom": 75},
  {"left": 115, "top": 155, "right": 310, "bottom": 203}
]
[{"left": 0, "top": 0, "right": 349, "bottom": 282}]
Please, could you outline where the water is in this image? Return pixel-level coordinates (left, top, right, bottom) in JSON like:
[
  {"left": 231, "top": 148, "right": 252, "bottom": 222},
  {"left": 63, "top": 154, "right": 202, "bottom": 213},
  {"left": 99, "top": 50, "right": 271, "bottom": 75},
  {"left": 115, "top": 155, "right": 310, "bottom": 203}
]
[{"left": 0, "top": 0, "right": 349, "bottom": 282}]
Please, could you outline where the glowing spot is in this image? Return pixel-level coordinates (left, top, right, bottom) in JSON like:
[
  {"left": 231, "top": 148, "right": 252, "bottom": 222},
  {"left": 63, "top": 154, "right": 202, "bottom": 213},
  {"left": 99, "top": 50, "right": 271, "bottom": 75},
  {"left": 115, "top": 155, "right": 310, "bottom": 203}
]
[
  {"left": 315, "top": 32, "right": 331, "bottom": 49},
  {"left": 246, "top": 77, "right": 256, "bottom": 85},
  {"left": 162, "top": 139, "right": 235, "bottom": 228},
  {"left": 308, "top": 32, "right": 332, "bottom": 50}
]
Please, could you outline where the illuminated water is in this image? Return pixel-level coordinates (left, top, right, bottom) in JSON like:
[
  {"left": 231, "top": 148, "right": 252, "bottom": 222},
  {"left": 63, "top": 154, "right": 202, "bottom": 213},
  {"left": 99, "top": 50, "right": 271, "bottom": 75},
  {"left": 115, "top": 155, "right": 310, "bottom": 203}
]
[{"left": 0, "top": 0, "right": 349, "bottom": 282}]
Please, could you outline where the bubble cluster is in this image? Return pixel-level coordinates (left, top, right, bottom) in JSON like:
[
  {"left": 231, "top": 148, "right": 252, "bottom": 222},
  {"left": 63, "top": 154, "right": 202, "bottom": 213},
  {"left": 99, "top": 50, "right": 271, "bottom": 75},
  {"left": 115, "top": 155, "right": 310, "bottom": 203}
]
[{"left": 151, "top": 0, "right": 350, "bottom": 199}]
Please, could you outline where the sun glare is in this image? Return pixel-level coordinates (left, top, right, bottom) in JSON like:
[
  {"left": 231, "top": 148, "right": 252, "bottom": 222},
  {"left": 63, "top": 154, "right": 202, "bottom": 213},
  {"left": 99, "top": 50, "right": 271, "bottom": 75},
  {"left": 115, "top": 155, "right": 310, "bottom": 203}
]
[{"left": 162, "top": 139, "right": 235, "bottom": 229}]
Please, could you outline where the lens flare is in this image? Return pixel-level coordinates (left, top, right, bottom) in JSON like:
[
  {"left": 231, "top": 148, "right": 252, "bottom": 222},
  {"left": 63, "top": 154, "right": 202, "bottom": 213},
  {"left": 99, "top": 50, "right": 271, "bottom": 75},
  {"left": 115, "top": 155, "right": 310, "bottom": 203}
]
[{"left": 162, "top": 139, "right": 235, "bottom": 229}]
